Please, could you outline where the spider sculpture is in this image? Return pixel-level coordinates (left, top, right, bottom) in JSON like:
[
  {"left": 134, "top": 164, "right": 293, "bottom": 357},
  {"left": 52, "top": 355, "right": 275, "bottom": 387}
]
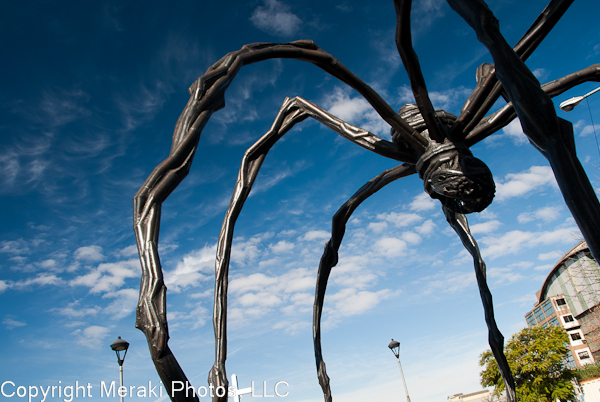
[{"left": 134, "top": 0, "right": 600, "bottom": 401}]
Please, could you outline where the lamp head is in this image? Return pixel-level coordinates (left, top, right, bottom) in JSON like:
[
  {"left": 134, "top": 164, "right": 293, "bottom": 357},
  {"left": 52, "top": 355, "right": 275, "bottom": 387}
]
[
  {"left": 110, "top": 336, "right": 129, "bottom": 366},
  {"left": 388, "top": 339, "right": 400, "bottom": 358}
]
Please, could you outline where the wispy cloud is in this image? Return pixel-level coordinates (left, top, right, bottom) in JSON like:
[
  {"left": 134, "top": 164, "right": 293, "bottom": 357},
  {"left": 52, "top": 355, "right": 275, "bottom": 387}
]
[
  {"left": 250, "top": 0, "right": 302, "bottom": 37},
  {"left": 70, "top": 259, "right": 138, "bottom": 294},
  {"left": 73, "top": 245, "right": 105, "bottom": 262},
  {"left": 495, "top": 166, "right": 557, "bottom": 201},
  {"left": 517, "top": 206, "right": 561, "bottom": 224},
  {"left": 3, "top": 316, "right": 26, "bottom": 330},
  {"left": 323, "top": 86, "right": 391, "bottom": 136},
  {"left": 71, "top": 325, "right": 111, "bottom": 349},
  {"left": 480, "top": 227, "right": 580, "bottom": 260},
  {"left": 164, "top": 244, "right": 216, "bottom": 293},
  {"left": 410, "top": 192, "right": 437, "bottom": 212}
]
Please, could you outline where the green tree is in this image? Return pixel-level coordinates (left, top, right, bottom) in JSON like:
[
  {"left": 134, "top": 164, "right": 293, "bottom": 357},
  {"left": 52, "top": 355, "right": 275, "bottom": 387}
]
[{"left": 479, "top": 326, "right": 576, "bottom": 402}]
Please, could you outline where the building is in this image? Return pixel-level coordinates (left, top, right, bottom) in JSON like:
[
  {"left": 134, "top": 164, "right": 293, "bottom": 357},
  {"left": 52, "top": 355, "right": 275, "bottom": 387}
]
[
  {"left": 448, "top": 389, "right": 502, "bottom": 402},
  {"left": 524, "top": 241, "right": 600, "bottom": 368}
]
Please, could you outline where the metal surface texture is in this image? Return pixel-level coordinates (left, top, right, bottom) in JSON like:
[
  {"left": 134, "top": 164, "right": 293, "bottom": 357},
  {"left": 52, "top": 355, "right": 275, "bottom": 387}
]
[{"left": 133, "top": 0, "right": 600, "bottom": 401}]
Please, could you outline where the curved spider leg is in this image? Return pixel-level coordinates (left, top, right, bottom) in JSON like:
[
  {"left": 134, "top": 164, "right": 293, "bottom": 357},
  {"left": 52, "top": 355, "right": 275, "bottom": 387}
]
[
  {"left": 135, "top": 40, "right": 428, "bottom": 401},
  {"left": 208, "top": 97, "right": 412, "bottom": 402},
  {"left": 451, "top": 0, "right": 575, "bottom": 139},
  {"left": 447, "top": 0, "right": 600, "bottom": 265},
  {"left": 393, "top": 0, "right": 445, "bottom": 143},
  {"left": 465, "top": 64, "right": 600, "bottom": 145},
  {"left": 442, "top": 206, "right": 517, "bottom": 402},
  {"left": 312, "top": 164, "right": 416, "bottom": 402},
  {"left": 193, "top": 41, "right": 428, "bottom": 152}
]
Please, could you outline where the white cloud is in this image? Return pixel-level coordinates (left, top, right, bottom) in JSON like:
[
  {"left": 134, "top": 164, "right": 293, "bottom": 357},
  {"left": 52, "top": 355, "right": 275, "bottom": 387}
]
[
  {"left": 70, "top": 259, "right": 138, "bottom": 294},
  {"left": 488, "top": 267, "right": 525, "bottom": 284},
  {"left": 74, "top": 246, "right": 104, "bottom": 262},
  {"left": 532, "top": 68, "right": 549, "bottom": 81},
  {"left": 415, "top": 219, "right": 436, "bottom": 236},
  {"left": 270, "top": 240, "right": 295, "bottom": 254},
  {"left": 368, "top": 221, "right": 388, "bottom": 233},
  {"left": 328, "top": 288, "right": 391, "bottom": 317},
  {"left": 495, "top": 166, "right": 557, "bottom": 201},
  {"left": 250, "top": 0, "right": 302, "bottom": 37},
  {"left": 13, "top": 273, "right": 64, "bottom": 289},
  {"left": 3, "top": 317, "right": 26, "bottom": 330},
  {"left": 0, "top": 239, "right": 29, "bottom": 255},
  {"left": 579, "top": 125, "right": 597, "bottom": 137},
  {"left": 72, "top": 325, "right": 110, "bottom": 349},
  {"left": 538, "top": 251, "right": 561, "bottom": 261},
  {"left": 164, "top": 244, "right": 215, "bottom": 293},
  {"left": 376, "top": 212, "right": 423, "bottom": 227},
  {"left": 428, "top": 86, "right": 473, "bottom": 111},
  {"left": 103, "top": 288, "right": 139, "bottom": 319},
  {"left": 53, "top": 301, "right": 101, "bottom": 318},
  {"left": 0, "top": 280, "right": 9, "bottom": 293},
  {"left": 230, "top": 273, "right": 279, "bottom": 294},
  {"left": 302, "top": 230, "right": 330, "bottom": 242},
  {"left": 480, "top": 227, "right": 580, "bottom": 259},
  {"left": 402, "top": 231, "right": 422, "bottom": 245},
  {"left": 534, "top": 263, "right": 554, "bottom": 272},
  {"left": 500, "top": 118, "right": 528, "bottom": 145},
  {"left": 517, "top": 206, "right": 561, "bottom": 223},
  {"left": 415, "top": 270, "right": 475, "bottom": 295},
  {"left": 323, "top": 87, "right": 390, "bottom": 136},
  {"left": 469, "top": 220, "right": 501, "bottom": 234},
  {"left": 410, "top": 192, "right": 437, "bottom": 212},
  {"left": 231, "top": 237, "right": 262, "bottom": 265},
  {"left": 374, "top": 237, "right": 407, "bottom": 258},
  {"left": 272, "top": 320, "right": 310, "bottom": 335},
  {"left": 116, "top": 245, "right": 138, "bottom": 258}
]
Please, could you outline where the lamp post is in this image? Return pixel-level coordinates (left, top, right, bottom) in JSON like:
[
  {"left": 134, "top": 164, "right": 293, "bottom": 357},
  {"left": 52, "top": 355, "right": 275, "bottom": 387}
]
[
  {"left": 559, "top": 86, "right": 600, "bottom": 112},
  {"left": 559, "top": 86, "right": 600, "bottom": 160},
  {"left": 388, "top": 339, "right": 411, "bottom": 402},
  {"left": 110, "top": 336, "right": 129, "bottom": 402}
]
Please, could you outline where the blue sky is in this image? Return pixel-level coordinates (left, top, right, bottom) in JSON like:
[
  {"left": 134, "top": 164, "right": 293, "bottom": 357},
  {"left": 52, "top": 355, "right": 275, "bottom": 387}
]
[{"left": 1, "top": 0, "right": 600, "bottom": 401}]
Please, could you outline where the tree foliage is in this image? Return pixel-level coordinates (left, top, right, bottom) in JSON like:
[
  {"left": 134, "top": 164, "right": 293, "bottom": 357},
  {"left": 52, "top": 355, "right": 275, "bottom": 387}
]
[{"left": 479, "top": 326, "right": 576, "bottom": 402}]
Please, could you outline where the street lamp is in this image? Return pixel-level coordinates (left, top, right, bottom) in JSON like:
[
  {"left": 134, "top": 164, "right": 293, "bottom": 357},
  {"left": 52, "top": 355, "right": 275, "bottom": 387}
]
[
  {"left": 559, "top": 86, "right": 600, "bottom": 160},
  {"left": 559, "top": 86, "right": 600, "bottom": 112},
  {"left": 110, "top": 336, "right": 130, "bottom": 402},
  {"left": 388, "top": 339, "right": 411, "bottom": 402}
]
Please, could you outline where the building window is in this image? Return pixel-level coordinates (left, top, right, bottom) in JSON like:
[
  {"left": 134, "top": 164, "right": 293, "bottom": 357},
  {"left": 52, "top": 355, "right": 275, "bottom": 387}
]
[
  {"left": 579, "top": 351, "right": 590, "bottom": 360},
  {"left": 563, "top": 315, "right": 574, "bottom": 323},
  {"left": 526, "top": 313, "right": 537, "bottom": 328},
  {"left": 548, "top": 317, "right": 559, "bottom": 327},
  {"left": 542, "top": 299, "right": 555, "bottom": 316},
  {"left": 556, "top": 298, "right": 566, "bottom": 306},
  {"left": 535, "top": 307, "right": 546, "bottom": 323},
  {"left": 571, "top": 333, "right": 582, "bottom": 341},
  {"left": 565, "top": 351, "right": 576, "bottom": 369}
]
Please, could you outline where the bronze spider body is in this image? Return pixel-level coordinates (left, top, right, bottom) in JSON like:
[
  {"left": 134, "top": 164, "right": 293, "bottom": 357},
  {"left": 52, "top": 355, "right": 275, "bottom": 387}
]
[{"left": 134, "top": 0, "right": 600, "bottom": 401}]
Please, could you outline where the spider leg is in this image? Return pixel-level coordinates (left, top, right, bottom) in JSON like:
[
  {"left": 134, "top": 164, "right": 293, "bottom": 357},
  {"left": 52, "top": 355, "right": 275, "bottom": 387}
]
[
  {"left": 451, "top": 0, "right": 575, "bottom": 139},
  {"left": 393, "top": 0, "right": 445, "bottom": 143},
  {"left": 208, "top": 97, "right": 415, "bottom": 402},
  {"left": 188, "top": 41, "right": 427, "bottom": 152},
  {"left": 448, "top": 0, "right": 600, "bottom": 267},
  {"left": 135, "top": 40, "right": 426, "bottom": 401},
  {"left": 442, "top": 207, "right": 517, "bottom": 402},
  {"left": 312, "top": 164, "right": 416, "bottom": 402},
  {"left": 465, "top": 64, "right": 600, "bottom": 145}
]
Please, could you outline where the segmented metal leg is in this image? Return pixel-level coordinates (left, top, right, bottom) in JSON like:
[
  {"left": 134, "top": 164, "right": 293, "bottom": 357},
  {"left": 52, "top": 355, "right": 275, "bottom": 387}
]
[
  {"left": 443, "top": 207, "right": 517, "bottom": 402},
  {"left": 312, "top": 164, "right": 415, "bottom": 402},
  {"left": 208, "top": 97, "right": 412, "bottom": 402}
]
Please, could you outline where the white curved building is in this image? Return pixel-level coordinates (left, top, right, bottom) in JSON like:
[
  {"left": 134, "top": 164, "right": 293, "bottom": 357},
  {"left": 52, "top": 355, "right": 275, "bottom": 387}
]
[{"left": 524, "top": 241, "right": 600, "bottom": 368}]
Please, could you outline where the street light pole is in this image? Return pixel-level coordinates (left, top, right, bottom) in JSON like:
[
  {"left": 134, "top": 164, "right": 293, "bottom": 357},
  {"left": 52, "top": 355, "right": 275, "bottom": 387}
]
[
  {"left": 559, "top": 86, "right": 600, "bottom": 112},
  {"left": 110, "top": 336, "right": 130, "bottom": 402},
  {"left": 388, "top": 339, "right": 411, "bottom": 402},
  {"left": 559, "top": 86, "right": 600, "bottom": 160}
]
